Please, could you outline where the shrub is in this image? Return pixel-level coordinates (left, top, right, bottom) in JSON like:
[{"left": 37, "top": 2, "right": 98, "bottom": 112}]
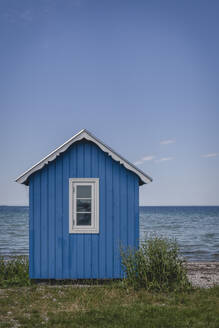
[
  {"left": 121, "top": 236, "right": 190, "bottom": 291},
  {"left": 0, "top": 256, "right": 31, "bottom": 287}
]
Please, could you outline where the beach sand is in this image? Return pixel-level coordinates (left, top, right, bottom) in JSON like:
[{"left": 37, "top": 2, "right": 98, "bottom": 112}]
[{"left": 187, "top": 262, "right": 219, "bottom": 288}]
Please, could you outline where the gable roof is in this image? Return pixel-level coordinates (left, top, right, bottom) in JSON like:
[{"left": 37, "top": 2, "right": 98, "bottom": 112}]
[{"left": 15, "top": 129, "right": 152, "bottom": 185}]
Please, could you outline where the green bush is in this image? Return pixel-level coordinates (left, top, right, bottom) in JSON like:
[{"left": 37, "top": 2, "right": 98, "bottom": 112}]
[
  {"left": 0, "top": 256, "right": 31, "bottom": 287},
  {"left": 121, "top": 236, "right": 191, "bottom": 291}
]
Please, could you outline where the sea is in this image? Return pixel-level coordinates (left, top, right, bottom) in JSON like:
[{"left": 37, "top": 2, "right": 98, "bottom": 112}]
[{"left": 0, "top": 206, "right": 219, "bottom": 261}]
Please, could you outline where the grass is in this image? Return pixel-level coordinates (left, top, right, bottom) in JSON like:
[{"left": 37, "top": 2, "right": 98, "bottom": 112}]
[
  {"left": 0, "top": 256, "right": 30, "bottom": 287},
  {"left": 0, "top": 284, "right": 219, "bottom": 327}
]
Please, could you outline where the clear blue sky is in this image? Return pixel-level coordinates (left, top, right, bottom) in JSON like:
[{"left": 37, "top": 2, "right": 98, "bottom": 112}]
[{"left": 0, "top": 0, "right": 218, "bottom": 206}]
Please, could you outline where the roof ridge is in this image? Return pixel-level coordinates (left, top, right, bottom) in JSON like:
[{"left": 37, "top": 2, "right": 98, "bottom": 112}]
[{"left": 15, "top": 129, "right": 152, "bottom": 185}]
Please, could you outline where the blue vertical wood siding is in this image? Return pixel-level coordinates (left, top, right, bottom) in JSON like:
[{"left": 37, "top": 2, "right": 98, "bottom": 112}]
[{"left": 29, "top": 140, "right": 139, "bottom": 279}]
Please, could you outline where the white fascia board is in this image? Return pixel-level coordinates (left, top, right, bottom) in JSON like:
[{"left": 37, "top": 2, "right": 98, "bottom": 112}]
[{"left": 15, "top": 129, "right": 153, "bottom": 185}]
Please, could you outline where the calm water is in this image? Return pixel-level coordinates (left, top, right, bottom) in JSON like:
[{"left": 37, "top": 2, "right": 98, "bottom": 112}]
[
  {"left": 0, "top": 206, "right": 29, "bottom": 257},
  {"left": 0, "top": 206, "right": 219, "bottom": 261}
]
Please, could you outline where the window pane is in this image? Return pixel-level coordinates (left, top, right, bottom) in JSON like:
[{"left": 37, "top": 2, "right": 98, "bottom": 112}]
[
  {"left": 77, "top": 213, "right": 91, "bottom": 226},
  {"left": 77, "top": 199, "right": 91, "bottom": 212},
  {"left": 76, "top": 185, "right": 91, "bottom": 198}
]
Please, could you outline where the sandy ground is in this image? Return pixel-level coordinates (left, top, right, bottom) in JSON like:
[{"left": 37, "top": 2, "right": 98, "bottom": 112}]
[{"left": 186, "top": 262, "right": 219, "bottom": 288}]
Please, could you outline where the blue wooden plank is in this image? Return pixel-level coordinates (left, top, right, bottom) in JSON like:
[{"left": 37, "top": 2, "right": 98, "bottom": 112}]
[
  {"left": 106, "top": 156, "right": 113, "bottom": 278},
  {"left": 120, "top": 168, "right": 128, "bottom": 277},
  {"left": 40, "top": 168, "right": 48, "bottom": 278},
  {"left": 29, "top": 178, "right": 34, "bottom": 278},
  {"left": 118, "top": 166, "right": 122, "bottom": 277},
  {"left": 127, "top": 174, "right": 134, "bottom": 248},
  {"left": 132, "top": 176, "right": 137, "bottom": 249},
  {"left": 55, "top": 157, "right": 63, "bottom": 278},
  {"left": 69, "top": 145, "right": 77, "bottom": 278},
  {"left": 91, "top": 144, "right": 99, "bottom": 278},
  {"left": 33, "top": 173, "right": 41, "bottom": 278},
  {"left": 120, "top": 169, "right": 128, "bottom": 249},
  {"left": 84, "top": 142, "right": 92, "bottom": 278},
  {"left": 99, "top": 150, "right": 106, "bottom": 278},
  {"left": 62, "top": 151, "right": 70, "bottom": 278},
  {"left": 134, "top": 178, "right": 139, "bottom": 250},
  {"left": 48, "top": 161, "right": 56, "bottom": 278},
  {"left": 113, "top": 161, "right": 120, "bottom": 278},
  {"left": 76, "top": 143, "right": 84, "bottom": 278}
]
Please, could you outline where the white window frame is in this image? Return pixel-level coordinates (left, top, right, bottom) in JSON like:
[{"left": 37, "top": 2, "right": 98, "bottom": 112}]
[{"left": 69, "top": 178, "right": 99, "bottom": 234}]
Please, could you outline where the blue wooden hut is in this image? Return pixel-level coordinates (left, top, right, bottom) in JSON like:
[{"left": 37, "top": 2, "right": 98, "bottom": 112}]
[{"left": 16, "top": 129, "right": 152, "bottom": 279}]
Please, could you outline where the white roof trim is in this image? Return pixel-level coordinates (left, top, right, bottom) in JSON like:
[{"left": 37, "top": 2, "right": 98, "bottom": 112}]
[{"left": 15, "top": 129, "right": 152, "bottom": 185}]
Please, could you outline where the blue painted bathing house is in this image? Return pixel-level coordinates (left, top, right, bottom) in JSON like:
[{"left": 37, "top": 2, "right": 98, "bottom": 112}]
[{"left": 16, "top": 129, "right": 152, "bottom": 279}]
